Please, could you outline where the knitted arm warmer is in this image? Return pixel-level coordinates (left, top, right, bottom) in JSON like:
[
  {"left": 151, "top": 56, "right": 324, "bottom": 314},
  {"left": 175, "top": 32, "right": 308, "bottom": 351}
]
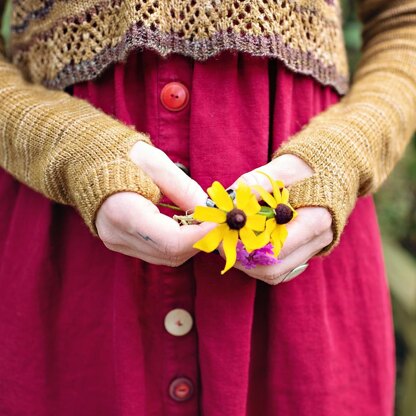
[
  {"left": 273, "top": 0, "right": 416, "bottom": 254},
  {"left": 0, "top": 42, "right": 161, "bottom": 235}
]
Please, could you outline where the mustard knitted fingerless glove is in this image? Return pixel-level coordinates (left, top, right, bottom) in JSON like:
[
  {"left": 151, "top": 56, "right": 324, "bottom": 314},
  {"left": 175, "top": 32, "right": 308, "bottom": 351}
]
[
  {"left": 273, "top": 0, "right": 416, "bottom": 255},
  {"left": 0, "top": 43, "right": 161, "bottom": 235}
]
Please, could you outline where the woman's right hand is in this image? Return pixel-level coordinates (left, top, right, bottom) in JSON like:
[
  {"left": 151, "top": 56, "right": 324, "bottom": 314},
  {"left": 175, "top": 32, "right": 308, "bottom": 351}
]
[{"left": 95, "top": 141, "right": 215, "bottom": 266}]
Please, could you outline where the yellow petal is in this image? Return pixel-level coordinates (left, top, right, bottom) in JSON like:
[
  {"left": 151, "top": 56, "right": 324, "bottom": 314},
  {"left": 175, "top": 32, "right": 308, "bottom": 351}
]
[
  {"left": 256, "top": 171, "right": 284, "bottom": 203},
  {"left": 271, "top": 239, "right": 282, "bottom": 257},
  {"left": 252, "top": 185, "right": 277, "bottom": 209},
  {"left": 266, "top": 218, "right": 277, "bottom": 234},
  {"left": 221, "top": 229, "right": 239, "bottom": 275},
  {"left": 239, "top": 226, "right": 259, "bottom": 251},
  {"left": 235, "top": 181, "right": 252, "bottom": 210},
  {"left": 193, "top": 224, "right": 227, "bottom": 252},
  {"left": 281, "top": 187, "right": 289, "bottom": 204},
  {"left": 273, "top": 188, "right": 282, "bottom": 204},
  {"left": 207, "top": 181, "right": 234, "bottom": 212},
  {"left": 240, "top": 226, "right": 271, "bottom": 252},
  {"left": 243, "top": 195, "right": 261, "bottom": 216},
  {"left": 290, "top": 205, "right": 298, "bottom": 220},
  {"left": 246, "top": 214, "right": 266, "bottom": 232},
  {"left": 272, "top": 224, "right": 288, "bottom": 244},
  {"left": 193, "top": 206, "right": 226, "bottom": 223}
]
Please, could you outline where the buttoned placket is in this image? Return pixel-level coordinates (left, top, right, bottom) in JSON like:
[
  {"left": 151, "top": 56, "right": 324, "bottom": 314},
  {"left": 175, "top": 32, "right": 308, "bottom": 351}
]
[{"left": 155, "top": 53, "right": 199, "bottom": 416}]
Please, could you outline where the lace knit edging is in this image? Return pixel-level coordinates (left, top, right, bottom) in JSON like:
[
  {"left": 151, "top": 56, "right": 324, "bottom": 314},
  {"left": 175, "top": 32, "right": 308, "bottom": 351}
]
[{"left": 42, "top": 25, "right": 348, "bottom": 94}]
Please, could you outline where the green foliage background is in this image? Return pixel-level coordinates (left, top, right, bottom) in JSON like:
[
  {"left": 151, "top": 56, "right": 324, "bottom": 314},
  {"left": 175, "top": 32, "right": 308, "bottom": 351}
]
[
  {"left": 342, "top": 0, "right": 416, "bottom": 251},
  {"left": 342, "top": 1, "right": 416, "bottom": 415}
]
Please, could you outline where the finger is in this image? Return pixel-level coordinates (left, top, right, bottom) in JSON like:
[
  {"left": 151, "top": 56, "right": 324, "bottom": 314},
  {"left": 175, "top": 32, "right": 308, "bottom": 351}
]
[
  {"left": 228, "top": 154, "right": 315, "bottom": 193},
  {"left": 270, "top": 244, "right": 323, "bottom": 284},
  {"left": 121, "top": 206, "right": 217, "bottom": 262},
  {"left": 130, "top": 142, "right": 208, "bottom": 211},
  {"left": 107, "top": 216, "right": 215, "bottom": 265},
  {"left": 218, "top": 218, "right": 329, "bottom": 283},
  {"left": 107, "top": 223, "right": 207, "bottom": 265},
  {"left": 232, "top": 238, "right": 322, "bottom": 284},
  {"left": 102, "top": 242, "right": 190, "bottom": 266},
  {"left": 97, "top": 192, "right": 217, "bottom": 260},
  {"left": 278, "top": 207, "right": 333, "bottom": 259}
]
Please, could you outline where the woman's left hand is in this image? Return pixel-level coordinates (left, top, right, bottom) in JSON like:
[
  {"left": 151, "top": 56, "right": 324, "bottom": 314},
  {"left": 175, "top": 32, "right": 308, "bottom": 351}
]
[{"left": 223, "top": 154, "right": 334, "bottom": 285}]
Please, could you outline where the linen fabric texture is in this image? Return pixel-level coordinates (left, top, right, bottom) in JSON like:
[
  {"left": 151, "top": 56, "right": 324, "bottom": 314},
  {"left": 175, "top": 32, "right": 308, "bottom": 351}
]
[{"left": 0, "top": 49, "right": 395, "bottom": 416}]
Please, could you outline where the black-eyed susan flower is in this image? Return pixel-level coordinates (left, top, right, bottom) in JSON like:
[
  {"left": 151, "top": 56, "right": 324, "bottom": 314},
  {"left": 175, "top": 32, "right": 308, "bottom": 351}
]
[
  {"left": 193, "top": 181, "right": 269, "bottom": 274},
  {"left": 252, "top": 172, "right": 298, "bottom": 257}
]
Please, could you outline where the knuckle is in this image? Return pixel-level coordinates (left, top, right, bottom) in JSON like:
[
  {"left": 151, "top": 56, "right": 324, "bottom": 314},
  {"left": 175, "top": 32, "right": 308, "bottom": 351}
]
[
  {"left": 319, "top": 208, "right": 333, "bottom": 230},
  {"left": 239, "top": 172, "right": 261, "bottom": 186},
  {"left": 263, "top": 273, "right": 283, "bottom": 285},
  {"left": 321, "top": 229, "right": 334, "bottom": 247},
  {"left": 165, "top": 255, "right": 186, "bottom": 267},
  {"left": 267, "top": 278, "right": 280, "bottom": 286},
  {"left": 162, "top": 238, "right": 182, "bottom": 258},
  {"left": 279, "top": 238, "right": 303, "bottom": 257},
  {"left": 307, "top": 208, "right": 332, "bottom": 238},
  {"left": 100, "top": 200, "right": 127, "bottom": 229},
  {"left": 97, "top": 226, "right": 118, "bottom": 247},
  {"left": 102, "top": 240, "right": 119, "bottom": 253}
]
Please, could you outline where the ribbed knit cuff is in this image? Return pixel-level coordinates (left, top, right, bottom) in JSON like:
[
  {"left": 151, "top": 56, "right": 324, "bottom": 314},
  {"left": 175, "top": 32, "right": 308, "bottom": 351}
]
[
  {"left": 0, "top": 51, "right": 163, "bottom": 236},
  {"left": 273, "top": 139, "right": 359, "bottom": 256},
  {"left": 75, "top": 157, "right": 162, "bottom": 236}
]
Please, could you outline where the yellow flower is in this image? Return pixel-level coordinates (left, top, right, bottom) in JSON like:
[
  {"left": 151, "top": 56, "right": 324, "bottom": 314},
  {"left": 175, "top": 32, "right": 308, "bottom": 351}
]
[
  {"left": 252, "top": 172, "right": 297, "bottom": 257},
  {"left": 193, "top": 181, "right": 268, "bottom": 274}
]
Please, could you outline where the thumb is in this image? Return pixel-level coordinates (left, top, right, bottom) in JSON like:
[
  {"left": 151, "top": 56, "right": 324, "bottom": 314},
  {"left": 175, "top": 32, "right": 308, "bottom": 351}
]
[
  {"left": 228, "top": 154, "right": 315, "bottom": 193},
  {"left": 129, "top": 141, "right": 207, "bottom": 211}
]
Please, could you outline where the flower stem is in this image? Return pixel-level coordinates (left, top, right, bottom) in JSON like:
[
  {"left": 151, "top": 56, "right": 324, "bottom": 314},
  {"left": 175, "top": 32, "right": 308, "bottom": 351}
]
[
  {"left": 157, "top": 202, "right": 183, "bottom": 212},
  {"left": 173, "top": 214, "right": 199, "bottom": 226},
  {"left": 259, "top": 206, "right": 276, "bottom": 219}
]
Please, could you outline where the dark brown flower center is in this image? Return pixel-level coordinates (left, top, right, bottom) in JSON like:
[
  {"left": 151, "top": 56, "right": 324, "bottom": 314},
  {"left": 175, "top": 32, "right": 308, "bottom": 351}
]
[
  {"left": 274, "top": 204, "right": 294, "bottom": 224},
  {"left": 226, "top": 209, "right": 247, "bottom": 230}
]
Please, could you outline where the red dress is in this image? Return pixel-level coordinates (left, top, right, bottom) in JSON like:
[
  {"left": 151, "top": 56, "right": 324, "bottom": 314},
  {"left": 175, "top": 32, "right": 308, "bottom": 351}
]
[{"left": 0, "top": 49, "right": 395, "bottom": 415}]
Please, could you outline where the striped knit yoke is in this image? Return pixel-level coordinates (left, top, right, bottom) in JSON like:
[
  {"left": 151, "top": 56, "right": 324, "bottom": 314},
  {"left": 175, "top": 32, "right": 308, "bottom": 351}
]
[{"left": 7, "top": 0, "right": 349, "bottom": 94}]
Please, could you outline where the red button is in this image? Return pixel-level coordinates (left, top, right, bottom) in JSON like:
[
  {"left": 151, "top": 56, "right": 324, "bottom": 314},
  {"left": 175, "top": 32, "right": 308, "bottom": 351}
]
[
  {"left": 168, "top": 377, "right": 194, "bottom": 402},
  {"left": 160, "top": 81, "right": 190, "bottom": 111}
]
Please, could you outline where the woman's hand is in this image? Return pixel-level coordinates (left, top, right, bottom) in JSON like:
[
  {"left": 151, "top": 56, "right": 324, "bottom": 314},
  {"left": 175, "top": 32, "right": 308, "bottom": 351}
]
[
  {"left": 95, "top": 142, "right": 215, "bottom": 266},
  {"left": 224, "top": 154, "right": 334, "bottom": 285}
]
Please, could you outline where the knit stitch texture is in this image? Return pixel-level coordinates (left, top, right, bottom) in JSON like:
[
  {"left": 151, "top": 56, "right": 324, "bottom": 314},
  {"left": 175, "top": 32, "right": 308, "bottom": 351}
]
[
  {"left": 0, "top": 0, "right": 416, "bottom": 253},
  {"left": 274, "top": 0, "right": 416, "bottom": 253},
  {"left": 7, "top": 0, "right": 349, "bottom": 94},
  {"left": 0, "top": 36, "right": 162, "bottom": 235}
]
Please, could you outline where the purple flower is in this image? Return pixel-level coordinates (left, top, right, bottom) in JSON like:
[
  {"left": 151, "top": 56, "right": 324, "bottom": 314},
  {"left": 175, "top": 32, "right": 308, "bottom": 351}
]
[{"left": 236, "top": 241, "right": 282, "bottom": 270}]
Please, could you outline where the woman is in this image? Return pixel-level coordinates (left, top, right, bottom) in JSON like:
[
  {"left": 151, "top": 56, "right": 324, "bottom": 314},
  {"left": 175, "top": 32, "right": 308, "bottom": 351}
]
[{"left": 0, "top": 0, "right": 414, "bottom": 414}]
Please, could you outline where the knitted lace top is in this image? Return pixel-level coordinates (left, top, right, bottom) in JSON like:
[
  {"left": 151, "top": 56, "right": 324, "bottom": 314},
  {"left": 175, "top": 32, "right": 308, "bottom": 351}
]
[
  {"left": 7, "top": 0, "right": 349, "bottom": 94},
  {"left": 0, "top": 0, "right": 416, "bottom": 254}
]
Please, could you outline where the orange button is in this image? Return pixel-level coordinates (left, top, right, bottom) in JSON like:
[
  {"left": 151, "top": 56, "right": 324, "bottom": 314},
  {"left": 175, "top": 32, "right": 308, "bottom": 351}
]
[
  {"left": 169, "top": 377, "right": 194, "bottom": 402},
  {"left": 160, "top": 81, "right": 190, "bottom": 111}
]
